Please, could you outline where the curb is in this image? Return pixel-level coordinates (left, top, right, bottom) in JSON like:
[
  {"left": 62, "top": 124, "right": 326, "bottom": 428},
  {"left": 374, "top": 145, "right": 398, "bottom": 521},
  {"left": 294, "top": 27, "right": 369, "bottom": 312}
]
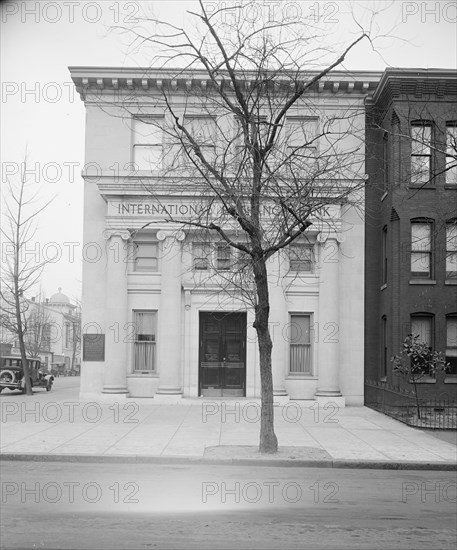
[{"left": 1, "top": 453, "right": 455, "bottom": 471}]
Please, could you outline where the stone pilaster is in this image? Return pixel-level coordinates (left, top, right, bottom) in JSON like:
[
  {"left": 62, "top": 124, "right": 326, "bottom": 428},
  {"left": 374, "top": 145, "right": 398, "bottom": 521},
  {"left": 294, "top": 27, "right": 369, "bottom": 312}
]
[
  {"left": 315, "top": 232, "right": 345, "bottom": 406},
  {"left": 102, "top": 229, "right": 130, "bottom": 395},
  {"left": 155, "top": 229, "right": 185, "bottom": 402},
  {"left": 269, "top": 252, "right": 289, "bottom": 404}
]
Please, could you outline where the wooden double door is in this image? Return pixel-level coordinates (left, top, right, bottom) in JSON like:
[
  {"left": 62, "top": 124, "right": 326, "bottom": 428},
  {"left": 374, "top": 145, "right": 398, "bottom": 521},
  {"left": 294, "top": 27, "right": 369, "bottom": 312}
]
[{"left": 199, "top": 312, "right": 246, "bottom": 397}]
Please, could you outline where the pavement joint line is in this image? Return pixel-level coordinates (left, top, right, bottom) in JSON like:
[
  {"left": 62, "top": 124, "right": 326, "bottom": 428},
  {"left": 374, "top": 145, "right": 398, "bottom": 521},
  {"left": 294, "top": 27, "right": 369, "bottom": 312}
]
[
  {"left": 160, "top": 405, "right": 193, "bottom": 456},
  {"left": 0, "top": 452, "right": 455, "bottom": 470}
]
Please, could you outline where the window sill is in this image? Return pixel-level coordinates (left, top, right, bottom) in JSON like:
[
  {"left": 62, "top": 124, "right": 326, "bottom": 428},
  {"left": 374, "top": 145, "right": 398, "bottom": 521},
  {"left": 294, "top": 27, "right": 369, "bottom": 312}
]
[
  {"left": 286, "top": 375, "right": 316, "bottom": 379},
  {"left": 127, "top": 372, "right": 159, "bottom": 377},
  {"left": 444, "top": 185, "right": 457, "bottom": 190},
  {"left": 408, "top": 185, "right": 436, "bottom": 190},
  {"left": 379, "top": 376, "right": 387, "bottom": 382},
  {"left": 412, "top": 378, "right": 436, "bottom": 384},
  {"left": 409, "top": 279, "right": 436, "bottom": 285},
  {"left": 444, "top": 377, "right": 457, "bottom": 383},
  {"left": 445, "top": 280, "right": 457, "bottom": 285},
  {"left": 380, "top": 283, "right": 387, "bottom": 291}
]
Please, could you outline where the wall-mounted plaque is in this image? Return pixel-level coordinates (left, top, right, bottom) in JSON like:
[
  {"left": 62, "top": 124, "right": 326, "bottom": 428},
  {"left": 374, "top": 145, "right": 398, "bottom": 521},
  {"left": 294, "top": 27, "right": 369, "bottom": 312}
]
[{"left": 83, "top": 334, "right": 105, "bottom": 362}]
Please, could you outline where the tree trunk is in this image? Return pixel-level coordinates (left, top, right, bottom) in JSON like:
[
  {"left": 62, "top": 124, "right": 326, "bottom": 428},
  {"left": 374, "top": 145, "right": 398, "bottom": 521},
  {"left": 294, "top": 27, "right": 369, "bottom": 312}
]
[
  {"left": 15, "top": 297, "right": 32, "bottom": 395},
  {"left": 252, "top": 256, "right": 278, "bottom": 454}
]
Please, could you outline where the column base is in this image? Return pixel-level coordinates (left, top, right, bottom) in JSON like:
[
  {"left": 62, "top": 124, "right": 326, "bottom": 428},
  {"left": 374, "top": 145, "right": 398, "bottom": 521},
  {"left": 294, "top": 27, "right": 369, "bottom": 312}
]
[
  {"left": 102, "top": 386, "right": 129, "bottom": 395},
  {"left": 314, "top": 395, "right": 346, "bottom": 407}
]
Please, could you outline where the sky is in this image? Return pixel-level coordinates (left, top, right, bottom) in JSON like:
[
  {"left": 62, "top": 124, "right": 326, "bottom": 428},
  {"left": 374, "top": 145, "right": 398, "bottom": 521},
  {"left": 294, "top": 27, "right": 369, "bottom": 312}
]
[{"left": 1, "top": 0, "right": 456, "bottom": 303}]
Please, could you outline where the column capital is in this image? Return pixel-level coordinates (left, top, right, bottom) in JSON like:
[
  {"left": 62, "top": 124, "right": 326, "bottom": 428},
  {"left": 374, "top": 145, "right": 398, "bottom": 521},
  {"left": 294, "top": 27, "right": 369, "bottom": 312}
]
[
  {"left": 317, "top": 231, "right": 345, "bottom": 244},
  {"left": 157, "top": 229, "right": 185, "bottom": 242},
  {"left": 103, "top": 229, "right": 131, "bottom": 241}
]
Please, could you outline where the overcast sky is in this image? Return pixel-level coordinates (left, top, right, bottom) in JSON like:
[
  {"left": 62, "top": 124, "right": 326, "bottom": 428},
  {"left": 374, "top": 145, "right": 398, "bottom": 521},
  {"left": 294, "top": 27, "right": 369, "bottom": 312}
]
[{"left": 1, "top": 0, "right": 456, "bottom": 303}]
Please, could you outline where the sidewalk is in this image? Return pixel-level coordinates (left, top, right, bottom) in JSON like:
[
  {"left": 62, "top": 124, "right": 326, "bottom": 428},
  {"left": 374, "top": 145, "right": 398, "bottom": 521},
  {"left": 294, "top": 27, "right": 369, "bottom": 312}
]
[{"left": 1, "top": 379, "right": 455, "bottom": 470}]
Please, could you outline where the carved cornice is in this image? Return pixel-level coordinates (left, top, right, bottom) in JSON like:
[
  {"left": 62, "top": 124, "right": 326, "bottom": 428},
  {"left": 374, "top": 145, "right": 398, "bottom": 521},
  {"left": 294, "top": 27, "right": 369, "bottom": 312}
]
[{"left": 69, "top": 67, "right": 382, "bottom": 100}]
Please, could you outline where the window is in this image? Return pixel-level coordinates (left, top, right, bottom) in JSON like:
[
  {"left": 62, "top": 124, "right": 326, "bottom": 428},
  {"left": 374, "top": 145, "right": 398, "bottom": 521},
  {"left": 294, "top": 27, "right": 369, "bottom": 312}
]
[
  {"left": 446, "top": 123, "right": 457, "bottom": 185},
  {"left": 216, "top": 243, "right": 231, "bottom": 271},
  {"left": 382, "top": 226, "right": 388, "bottom": 285},
  {"left": 235, "top": 243, "right": 251, "bottom": 270},
  {"left": 446, "top": 315, "right": 457, "bottom": 375},
  {"left": 383, "top": 132, "right": 389, "bottom": 190},
  {"left": 183, "top": 116, "right": 217, "bottom": 163},
  {"left": 410, "top": 314, "right": 433, "bottom": 348},
  {"left": 411, "top": 122, "right": 432, "bottom": 185},
  {"left": 289, "top": 244, "right": 313, "bottom": 272},
  {"left": 133, "top": 311, "right": 156, "bottom": 372},
  {"left": 381, "top": 316, "right": 387, "bottom": 378},
  {"left": 193, "top": 242, "right": 211, "bottom": 270},
  {"left": 288, "top": 315, "right": 312, "bottom": 374},
  {"left": 65, "top": 323, "right": 71, "bottom": 348},
  {"left": 446, "top": 222, "right": 457, "bottom": 280},
  {"left": 411, "top": 221, "right": 433, "bottom": 279},
  {"left": 133, "top": 242, "right": 158, "bottom": 272},
  {"left": 132, "top": 118, "right": 163, "bottom": 171},
  {"left": 286, "top": 118, "right": 318, "bottom": 170}
]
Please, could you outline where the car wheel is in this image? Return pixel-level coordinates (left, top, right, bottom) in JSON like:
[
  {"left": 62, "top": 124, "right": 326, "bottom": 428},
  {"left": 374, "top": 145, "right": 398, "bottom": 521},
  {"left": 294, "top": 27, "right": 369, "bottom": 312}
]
[{"left": 46, "top": 380, "right": 53, "bottom": 392}]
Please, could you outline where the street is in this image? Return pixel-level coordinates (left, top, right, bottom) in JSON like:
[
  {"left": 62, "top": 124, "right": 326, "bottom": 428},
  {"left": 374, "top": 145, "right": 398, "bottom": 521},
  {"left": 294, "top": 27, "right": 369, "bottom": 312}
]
[{"left": 1, "top": 461, "right": 455, "bottom": 550}]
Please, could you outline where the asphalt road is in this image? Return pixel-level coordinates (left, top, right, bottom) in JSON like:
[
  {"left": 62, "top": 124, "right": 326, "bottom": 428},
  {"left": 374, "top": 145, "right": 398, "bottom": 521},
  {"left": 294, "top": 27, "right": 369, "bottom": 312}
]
[{"left": 1, "top": 461, "right": 456, "bottom": 550}]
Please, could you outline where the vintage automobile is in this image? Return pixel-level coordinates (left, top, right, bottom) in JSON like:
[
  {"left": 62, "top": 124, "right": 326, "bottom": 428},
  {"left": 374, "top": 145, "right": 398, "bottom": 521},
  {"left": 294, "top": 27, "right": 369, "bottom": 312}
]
[{"left": 0, "top": 356, "right": 54, "bottom": 393}]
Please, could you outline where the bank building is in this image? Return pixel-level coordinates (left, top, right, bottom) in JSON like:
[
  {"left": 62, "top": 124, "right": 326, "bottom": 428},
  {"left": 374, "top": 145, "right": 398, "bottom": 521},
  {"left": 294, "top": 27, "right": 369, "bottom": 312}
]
[{"left": 70, "top": 67, "right": 380, "bottom": 405}]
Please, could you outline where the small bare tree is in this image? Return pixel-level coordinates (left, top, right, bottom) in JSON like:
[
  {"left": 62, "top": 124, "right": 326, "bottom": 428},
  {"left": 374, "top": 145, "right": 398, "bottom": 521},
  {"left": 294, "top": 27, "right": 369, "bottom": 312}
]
[
  {"left": 0, "top": 159, "right": 53, "bottom": 394},
  {"left": 23, "top": 297, "right": 53, "bottom": 359}
]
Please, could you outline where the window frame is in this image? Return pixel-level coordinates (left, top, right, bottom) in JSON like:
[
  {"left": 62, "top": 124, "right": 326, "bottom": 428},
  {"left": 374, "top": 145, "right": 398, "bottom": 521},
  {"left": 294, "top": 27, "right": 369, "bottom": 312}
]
[
  {"left": 133, "top": 241, "right": 159, "bottom": 273},
  {"left": 132, "top": 310, "right": 157, "bottom": 373},
  {"left": 446, "top": 314, "right": 457, "bottom": 376},
  {"left": 410, "top": 121, "right": 433, "bottom": 186},
  {"left": 445, "top": 122, "right": 457, "bottom": 186},
  {"left": 382, "top": 225, "right": 388, "bottom": 285},
  {"left": 410, "top": 219, "right": 434, "bottom": 280},
  {"left": 288, "top": 313, "right": 312, "bottom": 375},
  {"left": 289, "top": 243, "right": 314, "bottom": 273},
  {"left": 192, "top": 242, "right": 211, "bottom": 271},
  {"left": 446, "top": 221, "right": 457, "bottom": 280},
  {"left": 132, "top": 116, "right": 164, "bottom": 171}
]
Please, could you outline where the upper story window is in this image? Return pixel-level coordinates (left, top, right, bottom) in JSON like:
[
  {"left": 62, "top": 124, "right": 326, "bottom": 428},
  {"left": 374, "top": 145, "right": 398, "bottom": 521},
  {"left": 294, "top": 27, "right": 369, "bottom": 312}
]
[
  {"left": 410, "top": 313, "right": 433, "bottom": 349},
  {"left": 446, "top": 221, "right": 457, "bottom": 280},
  {"left": 382, "top": 132, "right": 389, "bottom": 191},
  {"left": 410, "top": 121, "right": 432, "bottom": 185},
  {"left": 133, "top": 242, "right": 158, "bottom": 272},
  {"left": 132, "top": 117, "right": 163, "bottom": 171},
  {"left": 216, "top": 243, "right": 231, "bottom": 271},
  {"left": 382, "top": 225, "right": 388, "bottom": 285},
  {"left": 446, "top": 123, "right": 457, "bottom": 186},
  {"left": 289, "top": 244, "right": 314, "bottom": 273},
  {"left": 411, "top": 220, "right": 433, "bottom": 279},
  {"left": 286, "top": 118, "right": 318, "bottom": 169},
  {"left": 193, "top": 242, "right": 211, "bottom": 270},
  {"left": 183, "top": 116, "right": 217, "bottom": 163}
]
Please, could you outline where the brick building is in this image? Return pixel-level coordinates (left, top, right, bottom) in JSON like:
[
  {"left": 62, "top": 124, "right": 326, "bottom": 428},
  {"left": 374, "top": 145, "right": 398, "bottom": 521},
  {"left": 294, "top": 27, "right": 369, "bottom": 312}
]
[{"left": 365, "top": 68, "right": 457, "bottom": 399}]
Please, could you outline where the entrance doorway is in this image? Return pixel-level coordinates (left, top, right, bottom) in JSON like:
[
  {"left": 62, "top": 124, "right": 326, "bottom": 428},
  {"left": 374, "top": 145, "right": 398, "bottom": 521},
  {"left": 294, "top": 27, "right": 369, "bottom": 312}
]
[{"left": 199, "top": 312, "right": 246, "bottom": 397}]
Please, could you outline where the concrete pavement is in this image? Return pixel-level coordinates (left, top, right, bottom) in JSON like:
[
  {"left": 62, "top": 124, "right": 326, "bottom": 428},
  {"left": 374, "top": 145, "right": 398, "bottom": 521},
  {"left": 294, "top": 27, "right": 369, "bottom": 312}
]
[{"left": 0, "top": 378, "right": 455, "bottom": 469}]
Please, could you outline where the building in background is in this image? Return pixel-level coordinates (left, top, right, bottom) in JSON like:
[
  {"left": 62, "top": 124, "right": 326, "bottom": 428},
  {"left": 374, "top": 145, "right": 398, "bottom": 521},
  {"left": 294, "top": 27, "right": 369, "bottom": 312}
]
[
  {"left": 70, "top": 66, "right": 378, "bottom": 403},
  {"left": 0, "top": 289, "right": 81, "bottom": 375},
  {"left": 365, "top": 68, "right": 457, "bottom": 400}
]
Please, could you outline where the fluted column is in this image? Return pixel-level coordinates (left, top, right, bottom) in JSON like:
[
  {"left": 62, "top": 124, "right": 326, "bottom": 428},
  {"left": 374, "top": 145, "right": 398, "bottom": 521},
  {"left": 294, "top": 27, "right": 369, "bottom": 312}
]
[
  {"left": 155, "top": 229, "right": 185, "bottom": 401},
  {"left": 268, "top": 252, "right": 289, "bottom": 403},
  {"left": 102, "top": 229, "right": 130, "bottom": 395},
  {"left": 315, "top": 232, "right": 345, "bottom": 405}
]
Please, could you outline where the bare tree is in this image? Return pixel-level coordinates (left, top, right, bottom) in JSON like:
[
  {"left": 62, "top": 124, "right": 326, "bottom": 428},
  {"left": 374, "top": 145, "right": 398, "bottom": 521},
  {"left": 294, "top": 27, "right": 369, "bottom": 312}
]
[
  {"left": 0, "top": 159, "right": 53, "bottom": 395},
  {"left": 96, "top": 1, "right": 384, "bottom": 452},
  {"left": 22, "top": 296, "right": 53, "bottom": 359}
]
